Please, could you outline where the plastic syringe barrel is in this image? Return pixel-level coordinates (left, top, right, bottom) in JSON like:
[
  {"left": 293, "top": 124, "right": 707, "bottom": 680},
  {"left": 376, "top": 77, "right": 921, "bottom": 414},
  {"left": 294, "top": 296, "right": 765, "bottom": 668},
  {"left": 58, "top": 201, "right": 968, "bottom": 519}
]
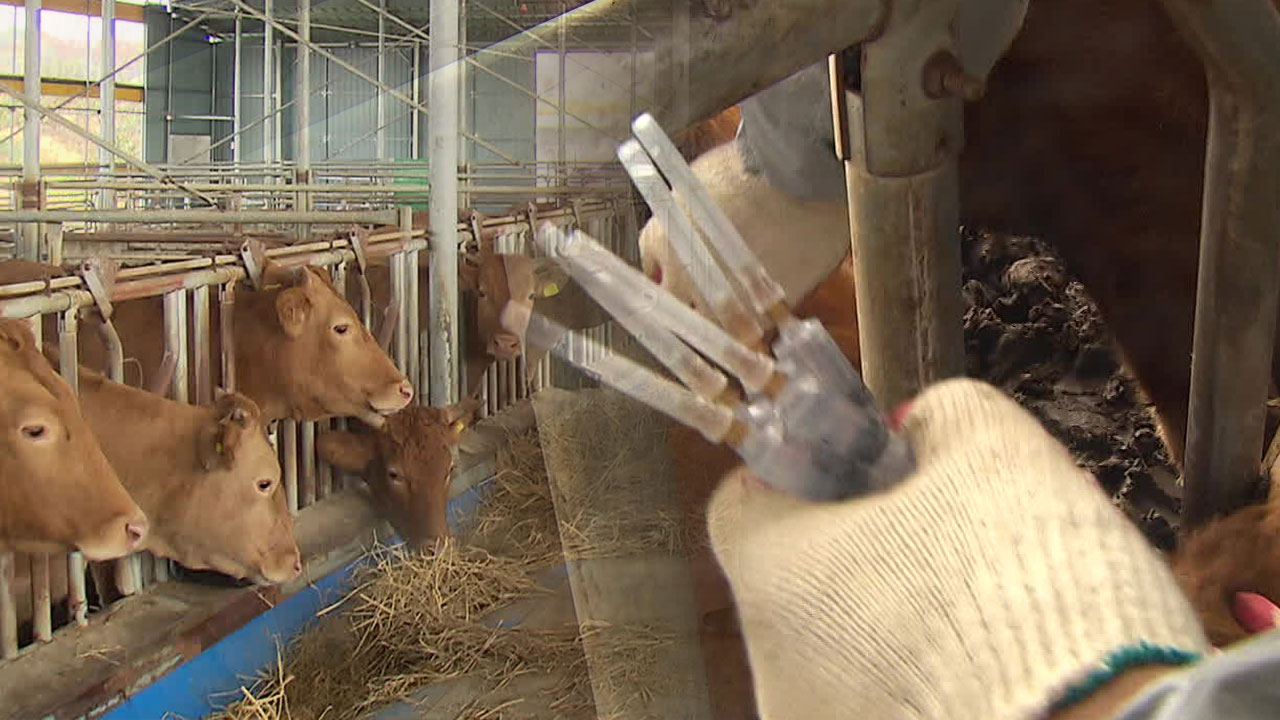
[
  {"left": 536, "top": 223, "right": 731, "bottom": 401},
  {"left": 630, "top": 113, "right": 788, "bottom": 316},
  {"left": 525, "top": 312, "right": 738, "bottom": 445},
  {"left": 616, "top": 139, "right": 765, "bottom": 344},
  {"left": 549, "top": 227, "right": 778, "bottom": 396}
]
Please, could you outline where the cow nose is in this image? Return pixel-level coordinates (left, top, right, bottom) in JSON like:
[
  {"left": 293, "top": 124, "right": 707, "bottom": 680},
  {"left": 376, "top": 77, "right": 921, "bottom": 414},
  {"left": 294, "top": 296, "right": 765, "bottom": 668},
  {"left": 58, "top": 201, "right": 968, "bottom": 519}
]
[
  {"left": 125, "top": 517, "right": 148, "bottom": 548},
  {"left": 493, "top": 334, "right": 520, "bottom": 355},
  {"left": 397, "top": 380, "right": 414, "bottom": 403},
  {"left": 648, "top": 262, "right": 663, "bottom": 284},
  {"left": 293, "top": 557, "right": 303, "bottom": 575}
]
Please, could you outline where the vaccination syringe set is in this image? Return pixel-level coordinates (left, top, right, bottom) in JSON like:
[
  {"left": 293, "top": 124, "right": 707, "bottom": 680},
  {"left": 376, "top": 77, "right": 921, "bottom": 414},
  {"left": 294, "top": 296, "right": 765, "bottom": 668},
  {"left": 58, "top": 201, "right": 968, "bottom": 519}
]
[{"left": 526, "top": 112, "right": 915, "bottom": 503}]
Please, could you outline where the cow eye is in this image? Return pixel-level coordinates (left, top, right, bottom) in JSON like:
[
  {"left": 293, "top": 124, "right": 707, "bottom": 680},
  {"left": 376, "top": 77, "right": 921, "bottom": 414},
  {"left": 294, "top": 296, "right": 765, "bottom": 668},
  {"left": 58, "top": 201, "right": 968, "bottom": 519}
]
[
  {"left": 256, "top": 478, "right": 274, "bottom": 494},
  {"left": 21, "top": 424, "right": 47, "bottom": 440},
  {"left": 333, "top": 323, "right": 350, "bottom": 336},
  {"left": 387, "top": 468, "right": 404, "bottom": 484}
]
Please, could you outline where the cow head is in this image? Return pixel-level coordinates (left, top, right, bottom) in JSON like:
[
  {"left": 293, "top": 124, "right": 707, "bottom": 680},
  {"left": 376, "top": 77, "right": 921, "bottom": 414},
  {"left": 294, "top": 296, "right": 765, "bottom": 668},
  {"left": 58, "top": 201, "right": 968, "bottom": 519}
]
[
  {"left": 0, "top": 319, "right": 148, "bottom": 560},
  {"left": 146, "top": 391, "right": 300, "bottom": 585},
  {"left": 317, "top": 398, "right": 479, "bottom": 551},
  {"left": 266, "top": 264, "right": 413, "bottom": 427},
  {"left": 460, "top": 246, "right": 566, "bottom": 363}
]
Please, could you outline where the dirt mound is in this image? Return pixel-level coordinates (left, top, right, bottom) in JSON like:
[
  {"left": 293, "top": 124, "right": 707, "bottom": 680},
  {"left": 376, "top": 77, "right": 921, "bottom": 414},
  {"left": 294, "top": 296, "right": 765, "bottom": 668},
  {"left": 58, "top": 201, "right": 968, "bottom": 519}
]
[{"left": 961, "top": 229, "right": 1181, "bottom": 550}]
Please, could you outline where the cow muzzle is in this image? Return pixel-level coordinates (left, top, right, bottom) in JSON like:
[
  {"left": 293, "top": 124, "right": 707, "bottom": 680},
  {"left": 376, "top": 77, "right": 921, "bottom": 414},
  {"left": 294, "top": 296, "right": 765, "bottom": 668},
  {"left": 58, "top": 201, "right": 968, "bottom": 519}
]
[{"left": 78, "top": 510, "right": 150, "bottom": 562}]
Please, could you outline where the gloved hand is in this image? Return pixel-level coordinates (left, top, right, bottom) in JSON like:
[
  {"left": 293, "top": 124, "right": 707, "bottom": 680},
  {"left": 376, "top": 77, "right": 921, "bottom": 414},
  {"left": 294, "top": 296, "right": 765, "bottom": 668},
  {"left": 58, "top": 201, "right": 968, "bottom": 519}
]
[{"left": 706, "top": 378, "right": 1211, "bottom": 720}]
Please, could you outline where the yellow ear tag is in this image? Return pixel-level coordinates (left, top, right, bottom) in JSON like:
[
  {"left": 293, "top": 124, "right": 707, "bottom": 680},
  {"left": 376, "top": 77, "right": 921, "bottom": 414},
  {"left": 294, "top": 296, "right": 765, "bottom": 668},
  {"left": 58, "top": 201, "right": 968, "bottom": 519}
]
[
  {"left": 451, "top": 420, "right": 466, "bottom": 433},
  {"left": 543, "top": 282, "right": 560, "bottom": 298},
  {"left": 215, "top": 441, "right": 224, "bottom": 453}
]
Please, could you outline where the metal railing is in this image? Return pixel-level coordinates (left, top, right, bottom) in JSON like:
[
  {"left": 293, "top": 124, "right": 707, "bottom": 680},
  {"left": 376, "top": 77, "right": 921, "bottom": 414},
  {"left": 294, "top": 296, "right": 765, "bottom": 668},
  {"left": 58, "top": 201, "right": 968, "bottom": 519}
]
[{"left": 0, "top": 195, "right": 639, "bottom": 668}]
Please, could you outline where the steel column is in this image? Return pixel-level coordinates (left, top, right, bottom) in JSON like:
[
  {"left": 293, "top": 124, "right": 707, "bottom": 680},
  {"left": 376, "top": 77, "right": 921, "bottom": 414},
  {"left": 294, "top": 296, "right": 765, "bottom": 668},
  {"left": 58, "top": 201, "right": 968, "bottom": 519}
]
[
  {"left": 263, "top": 0, "right": 274, "bottom": 166},
  {"left": 428, "top": 0, "right": 460, "bottom": 405},
  {"left": 99, "top": 0, "right": 116, "bottom": 216},
  {"left": 1159, "top": 0, "right": 1280, "bottom": 527},
  {"left": 20, "top": 0, "right": 40, "bottom": 261},
  {"left": 232, "top": 12, "right": 243, "bottom": 165},
  {"left": 832, "top": 1, "right": 969, "bottom": 410}
]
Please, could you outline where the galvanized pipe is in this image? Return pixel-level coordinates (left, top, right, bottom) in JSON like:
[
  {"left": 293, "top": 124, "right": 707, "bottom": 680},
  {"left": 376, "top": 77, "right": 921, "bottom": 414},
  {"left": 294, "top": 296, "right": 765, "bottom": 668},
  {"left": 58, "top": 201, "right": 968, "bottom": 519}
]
[
  {"left": 0, "top": 554, "right": 15, "bottom": 659},
  {"left": 20, "top": 0, "right": 40, "bottom": 261},
  {"left": 233, "top": 12, "right": 243, "bottom": 166},
  {"left": 31, "top": 553, "right": 50, "bottom": 642},
  {"left": 99, "top": 0, "right": 116, "bottom": 217},
  {"left": 193, "top": 285, "right": 213, "bottom": 405},
  {"left": 376, "top": 0, "right": 386, "bottom": 160},
  {"left": 218, "top": 284, "right": 237, "bottom": 395},
  {"left": 1160, "top": 0, "right": 1280, "bottom": 527},
  {"left": 296, "top": 0, "right": 312, "bottom": 227},
  {"left": 833, "top": 0, "right": 967, "bottom": 410},
  {"left": 282, "top": 419, "right": 298, "bottom": 514},
  {"left": 263, "top": 0, "right": 275, "bottom": 165},
  {"left": 428, "top": 0, "right": 461, "bottom": 405},
  {"left": 300, "top": 421, "right": 316, "bottom": 508},
  {"left": 401, "top": 207, "right": 421, "bottom": 394},
  {"left": 58, "top": 308, "right": 90, "bottom": 626},
  {"left": 390, "top": 251, "right": 407, "bottom": 371},
  {"left": 0, "top": 209, "right": 400, "bottom": 223},
  {"left": 163, "top": 289, "right": 190, "bottom": 403}
]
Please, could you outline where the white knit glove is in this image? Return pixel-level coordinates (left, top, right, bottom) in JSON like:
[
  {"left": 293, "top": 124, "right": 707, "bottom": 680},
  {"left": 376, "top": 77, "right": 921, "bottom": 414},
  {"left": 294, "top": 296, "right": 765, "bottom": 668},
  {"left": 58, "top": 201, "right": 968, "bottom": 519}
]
[{"left": 706, "top": 378, "right": 1210, "bottom": 720}]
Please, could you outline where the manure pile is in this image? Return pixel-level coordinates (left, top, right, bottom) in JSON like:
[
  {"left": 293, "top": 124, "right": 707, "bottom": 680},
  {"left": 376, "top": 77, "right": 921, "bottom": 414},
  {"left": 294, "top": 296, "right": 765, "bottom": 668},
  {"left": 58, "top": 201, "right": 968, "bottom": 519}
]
[{"left": 961, "top": 229, "right": 1182, "bottom": 549}]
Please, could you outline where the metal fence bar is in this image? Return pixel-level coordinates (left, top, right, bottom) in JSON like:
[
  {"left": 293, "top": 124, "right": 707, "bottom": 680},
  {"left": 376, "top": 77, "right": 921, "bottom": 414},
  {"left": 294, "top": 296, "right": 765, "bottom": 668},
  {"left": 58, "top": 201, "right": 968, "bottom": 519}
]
[
  {"left": 0, "top": 197, "right": 631, "bottom": 663},
  {"left": 300, "top": 422, "right": 316, "bottom": 509},
  {"left": 282, "top": 420, "right": 299, "bottom": 516},
  {"left": 58, "top": 309, "right": 91, "bottom": 625},
  {"left": 193, "top": 285, "right": 213, "bottom": 405},
  {"left": 0, "top": 554, "right": 15, "bottom": 659}
]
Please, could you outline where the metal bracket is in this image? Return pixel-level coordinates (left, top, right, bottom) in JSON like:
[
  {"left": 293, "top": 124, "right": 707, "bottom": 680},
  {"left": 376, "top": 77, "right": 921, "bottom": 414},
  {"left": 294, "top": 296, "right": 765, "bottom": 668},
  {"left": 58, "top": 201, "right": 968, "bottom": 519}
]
[
  {"left": 349, "top": 227, "right": 371, "bottom": 275},
  {"left": 469, "top": 213, "right": 485, "bottom": 255},
  {"left": 239, "top": 239, "right": 267, "bottom": 290},
  {"left": 526, "top": 202, "right": 539, "bottom": 243},
  {"left": 78, "top": 256, "right": 118, "bottom": 320}
]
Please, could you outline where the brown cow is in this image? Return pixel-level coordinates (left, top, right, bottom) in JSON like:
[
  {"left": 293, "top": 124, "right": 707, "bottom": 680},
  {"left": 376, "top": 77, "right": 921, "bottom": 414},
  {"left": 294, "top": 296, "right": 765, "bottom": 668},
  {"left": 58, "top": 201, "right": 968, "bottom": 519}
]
[
  {"left": 0, "top": 318, "right": 148, "bottom": 560},
  {"left": 672, "top": 105, "right": 741, "bottom": 161},
  {"left": 316, "top": 398, "right": 479, "bottom": 550},
  {"left": 64, "top": 361, "right": 301, "bottom": 585},
  {"left": 1170, "top": 501, "right": 1280, "bottom": 648},
  {"left": 356, "top": 235, "right": 563, "bottom": 398},
  {"left": 82, "top": 263, "right": 413, "bottom": 428},
  {"left": 10, "top": 354, "right": 300, "bottom": 645}
]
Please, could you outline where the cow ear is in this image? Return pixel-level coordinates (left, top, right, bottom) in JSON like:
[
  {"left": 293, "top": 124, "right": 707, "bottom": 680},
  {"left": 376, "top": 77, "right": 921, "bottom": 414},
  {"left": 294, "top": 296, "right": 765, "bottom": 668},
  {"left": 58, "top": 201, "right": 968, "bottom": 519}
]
[
  {"left": 528, "top": 258, "right": 568, "bottom": 299},
  {"left": 199, "top": 392, "right": 258, "bottom": 470},
  {"left": 317, "top": 430, "right": 376, "bottom": 473},
  {"left": 443, "top": 396, "right": 481, "bottom": 438},
  {"left": 276, "top": 286, "right": 312, "bottom": 338}
]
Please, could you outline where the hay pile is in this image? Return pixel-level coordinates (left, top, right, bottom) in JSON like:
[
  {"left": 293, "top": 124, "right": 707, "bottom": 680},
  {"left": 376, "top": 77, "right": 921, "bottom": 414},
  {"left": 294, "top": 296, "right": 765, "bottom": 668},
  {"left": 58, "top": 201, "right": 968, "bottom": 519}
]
[{"left": 207, "top": 424, "right": 673, "bottom": 720}]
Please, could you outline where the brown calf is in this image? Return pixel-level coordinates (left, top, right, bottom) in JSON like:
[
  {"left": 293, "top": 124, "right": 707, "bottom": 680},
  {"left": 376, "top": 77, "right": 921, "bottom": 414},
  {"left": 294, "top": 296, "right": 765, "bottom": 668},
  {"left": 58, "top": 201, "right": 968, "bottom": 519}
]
[
  {"left": 316, "top": 398, "right": 479, "bottom": 551},
  {"left": 0, "top": 318, "right": 147, "bottom": 560}
]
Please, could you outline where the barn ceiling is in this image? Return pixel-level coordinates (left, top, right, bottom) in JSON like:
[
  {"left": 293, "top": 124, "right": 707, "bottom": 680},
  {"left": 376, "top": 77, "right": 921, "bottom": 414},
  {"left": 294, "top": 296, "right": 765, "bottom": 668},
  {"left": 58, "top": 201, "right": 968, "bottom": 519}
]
[{"left": 171, "top": 0, "right": 671, "bottom": 47}]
